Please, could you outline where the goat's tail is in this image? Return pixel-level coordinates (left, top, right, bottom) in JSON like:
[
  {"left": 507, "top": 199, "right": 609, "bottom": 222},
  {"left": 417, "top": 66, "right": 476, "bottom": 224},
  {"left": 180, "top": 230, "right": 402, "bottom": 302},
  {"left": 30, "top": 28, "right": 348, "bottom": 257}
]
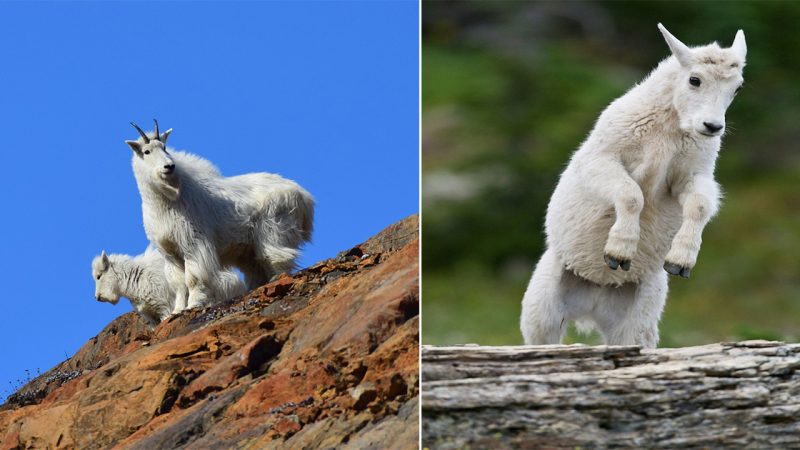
[
  {"left": 295, "top": 188, "right": 315, "bottom": 243},
  {"left": 261, "top": 245, "right": 301, "bottom": 274}
]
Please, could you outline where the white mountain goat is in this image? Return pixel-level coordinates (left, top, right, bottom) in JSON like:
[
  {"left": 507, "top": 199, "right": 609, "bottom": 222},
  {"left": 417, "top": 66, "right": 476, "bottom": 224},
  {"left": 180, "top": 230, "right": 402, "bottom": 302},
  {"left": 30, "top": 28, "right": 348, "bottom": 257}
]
[
  {"left": 521, "top": 24, "right": 746, "bottom": 348},
  {"left": 125, "top": 120, "right": 314, "bottom": 313},
  {"left": 92, "top": 247, "right": 247, "bottom": 327}
]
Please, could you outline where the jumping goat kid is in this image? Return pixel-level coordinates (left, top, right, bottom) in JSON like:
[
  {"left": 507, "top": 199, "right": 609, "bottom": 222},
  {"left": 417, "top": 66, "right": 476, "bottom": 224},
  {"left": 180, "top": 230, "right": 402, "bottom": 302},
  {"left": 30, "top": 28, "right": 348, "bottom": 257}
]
[{"left": 521, "top": 24, "right": 746, "bottom": 348}]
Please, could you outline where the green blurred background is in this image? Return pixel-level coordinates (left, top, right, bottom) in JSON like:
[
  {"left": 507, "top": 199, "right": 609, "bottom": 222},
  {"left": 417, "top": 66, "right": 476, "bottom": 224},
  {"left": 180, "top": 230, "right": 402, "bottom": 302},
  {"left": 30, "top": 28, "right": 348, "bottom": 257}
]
[{"left": 422, "top": 1, "right": 800, "bottom": 347}]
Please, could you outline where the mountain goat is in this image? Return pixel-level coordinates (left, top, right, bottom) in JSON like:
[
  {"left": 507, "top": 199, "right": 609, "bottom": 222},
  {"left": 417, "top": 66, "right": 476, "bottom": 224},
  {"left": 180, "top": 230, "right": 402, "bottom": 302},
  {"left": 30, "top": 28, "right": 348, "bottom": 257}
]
[
  {"left": 521, "top": 24, "right": 746, "bottom": 348},
  {"left": 126, "top": 121, "right": 314, "bottom": 313},
  {"left": 92, "top": 247, "right": 247, "bottom": 327}
]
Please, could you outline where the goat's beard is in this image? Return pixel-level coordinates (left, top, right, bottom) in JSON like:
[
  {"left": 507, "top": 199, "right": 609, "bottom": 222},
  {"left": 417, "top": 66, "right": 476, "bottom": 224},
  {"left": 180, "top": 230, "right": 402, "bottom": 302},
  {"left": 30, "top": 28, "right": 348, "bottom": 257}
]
[
  {"left": 154, "top": 174, "right": 181, "bottom": 202},
  {"left": 99, "top": 295, "right": 120, "bottom": 305}
]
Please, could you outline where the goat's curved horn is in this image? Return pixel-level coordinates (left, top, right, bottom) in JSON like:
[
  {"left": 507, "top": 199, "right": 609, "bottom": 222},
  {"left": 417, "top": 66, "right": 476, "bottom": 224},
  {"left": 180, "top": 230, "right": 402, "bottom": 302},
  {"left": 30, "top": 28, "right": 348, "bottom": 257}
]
[
  {"left": 130, "top": 122, "right": 150, "bottom": 143},
  {"left": 153, "top": 119, "right": 160, "bottom": 141}
]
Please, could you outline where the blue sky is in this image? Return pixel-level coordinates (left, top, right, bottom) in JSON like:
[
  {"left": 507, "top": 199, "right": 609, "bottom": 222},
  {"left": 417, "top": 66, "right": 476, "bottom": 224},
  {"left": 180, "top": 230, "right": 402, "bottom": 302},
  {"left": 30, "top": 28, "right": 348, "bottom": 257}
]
[{"left": 0, "top": 1, "right": 418, "bottom": 399}]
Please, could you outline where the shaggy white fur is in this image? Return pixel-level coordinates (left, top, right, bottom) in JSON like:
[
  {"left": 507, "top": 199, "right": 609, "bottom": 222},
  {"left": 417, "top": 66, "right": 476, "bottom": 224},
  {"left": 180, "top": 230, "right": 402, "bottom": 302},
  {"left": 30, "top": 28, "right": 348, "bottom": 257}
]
[
  {"left": 125, "top": 122, "right": 314, "bottom": 313},
  {"left": 521, "top": 24, "right": 746, "bottom": 348},
  {"left": 92, "top": 247, "right": 247, "bottom": 327}
]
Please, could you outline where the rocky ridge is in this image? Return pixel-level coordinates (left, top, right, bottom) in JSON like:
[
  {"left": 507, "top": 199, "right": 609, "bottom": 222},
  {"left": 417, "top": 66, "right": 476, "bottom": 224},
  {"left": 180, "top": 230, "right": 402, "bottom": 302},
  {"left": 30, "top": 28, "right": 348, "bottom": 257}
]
[
  {"left": 423, "top": 340, "right": 800, "bottom": 449},
  {"left": 1, "top": 215, "right": 419, "bottom": 449}
]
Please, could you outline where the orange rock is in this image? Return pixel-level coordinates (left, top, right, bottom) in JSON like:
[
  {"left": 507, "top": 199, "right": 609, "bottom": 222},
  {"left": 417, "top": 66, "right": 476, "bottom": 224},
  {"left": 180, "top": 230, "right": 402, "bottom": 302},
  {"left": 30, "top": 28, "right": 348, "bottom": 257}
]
[{"left": 263, "top": 276, "right": 295, "bottom": 297}]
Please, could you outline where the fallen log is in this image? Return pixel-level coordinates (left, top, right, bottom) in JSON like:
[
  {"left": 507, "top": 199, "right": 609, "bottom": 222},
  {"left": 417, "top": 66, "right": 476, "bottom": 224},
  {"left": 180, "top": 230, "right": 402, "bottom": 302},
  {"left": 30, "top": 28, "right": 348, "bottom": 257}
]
[{"left": 422, "top": 341, "right": 800, "bottom": 449}]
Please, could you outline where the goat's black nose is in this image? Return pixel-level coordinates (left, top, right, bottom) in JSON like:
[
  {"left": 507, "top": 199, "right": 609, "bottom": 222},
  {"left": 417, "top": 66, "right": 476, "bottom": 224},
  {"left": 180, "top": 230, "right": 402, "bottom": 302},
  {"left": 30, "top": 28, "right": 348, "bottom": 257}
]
[
  {"left": 703, "top": 122, "right": 724, "bottom": 133},
  {"left": 164, "top": 164, "right": 175, "bottom": 173}
]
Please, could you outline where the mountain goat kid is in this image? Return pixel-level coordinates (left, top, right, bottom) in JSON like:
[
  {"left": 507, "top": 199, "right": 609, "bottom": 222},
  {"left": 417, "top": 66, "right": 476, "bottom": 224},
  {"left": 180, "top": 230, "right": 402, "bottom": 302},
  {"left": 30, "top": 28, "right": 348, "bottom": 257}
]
[
  {"left": 92, "top": 247, "right": 247, "bottom": 327},
  {"left": 521, "top": 24, "right": 746, "bottom": 348},
  {"left": 126, "top": 120, "right": 314, "bottom": 313}
]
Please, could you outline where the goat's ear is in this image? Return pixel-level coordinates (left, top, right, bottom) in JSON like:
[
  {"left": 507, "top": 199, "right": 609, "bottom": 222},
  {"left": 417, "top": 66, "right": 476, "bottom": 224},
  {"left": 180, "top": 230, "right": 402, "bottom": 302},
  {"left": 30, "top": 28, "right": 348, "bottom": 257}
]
[
  {"left": 658, "top": 23, "right": 693, "bottom": 67},
  {"left": 160, "top": 128, "right": 173, "bottom": 145},
  {"left": 101, "top": 250, "right": 109, "bottom": 269},
  {"left": 731, "top": 29, "right": 746, "bottom": 60},
  {"left": 125, "top": 140, "right": 143, "bottom": 156}
]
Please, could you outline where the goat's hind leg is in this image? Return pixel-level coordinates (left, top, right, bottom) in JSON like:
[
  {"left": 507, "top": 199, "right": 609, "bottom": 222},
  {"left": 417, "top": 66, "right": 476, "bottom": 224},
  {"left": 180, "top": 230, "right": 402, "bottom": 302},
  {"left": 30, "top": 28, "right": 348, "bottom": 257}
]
[
  {"left": 239, "top": 259, "right": 273, "bottom": 291},
  {"left": 521, "top": 248, "right": 570, "bottom": 345},
  {"left": 597, "top": 271, "right": 667, "bottom": 348}
]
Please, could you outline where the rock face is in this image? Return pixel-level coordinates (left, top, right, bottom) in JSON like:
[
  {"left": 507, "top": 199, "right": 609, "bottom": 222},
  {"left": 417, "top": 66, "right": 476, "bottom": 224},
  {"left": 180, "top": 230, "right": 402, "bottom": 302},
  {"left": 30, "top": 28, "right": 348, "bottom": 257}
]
[
  {"left": 423, "top": 341, "right": 800, "bottom": 449},
  {"left": 1, "top": 216, "right": 419, "bottom": 449}
]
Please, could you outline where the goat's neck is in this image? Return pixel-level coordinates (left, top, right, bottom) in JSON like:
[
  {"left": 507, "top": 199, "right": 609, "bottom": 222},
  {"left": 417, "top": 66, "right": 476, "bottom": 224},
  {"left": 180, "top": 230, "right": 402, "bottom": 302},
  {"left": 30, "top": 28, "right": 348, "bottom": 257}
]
[
  {"left": 630, "top": 64, "right": 682, "bottom": 136},
  {"left": 108, "top": 257, "right": 151, "bottom": 305}
]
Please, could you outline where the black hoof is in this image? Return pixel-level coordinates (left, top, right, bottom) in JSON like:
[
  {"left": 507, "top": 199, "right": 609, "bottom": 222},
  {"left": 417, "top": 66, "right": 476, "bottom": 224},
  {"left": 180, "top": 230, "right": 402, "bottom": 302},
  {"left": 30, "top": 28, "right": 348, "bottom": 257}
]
[
  {"left": 604, "top": 254, "right": 630, "bottom": 271},
  {"left": 664, "top": 262, "right": 691, "bottom": 278}
]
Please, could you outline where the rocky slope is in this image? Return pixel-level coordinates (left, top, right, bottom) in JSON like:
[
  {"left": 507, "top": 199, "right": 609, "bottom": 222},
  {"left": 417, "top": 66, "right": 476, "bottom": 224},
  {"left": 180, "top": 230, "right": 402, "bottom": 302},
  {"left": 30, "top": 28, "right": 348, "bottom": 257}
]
[{"left": 1, "top": 216, "right": 419, "bottom": 449}]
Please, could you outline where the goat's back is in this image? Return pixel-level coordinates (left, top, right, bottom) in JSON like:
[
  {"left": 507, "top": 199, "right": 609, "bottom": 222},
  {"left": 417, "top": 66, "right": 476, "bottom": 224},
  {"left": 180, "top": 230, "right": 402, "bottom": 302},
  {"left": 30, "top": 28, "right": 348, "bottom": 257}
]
[{"left": 225, "top": 172, "right": 315, "bottom": 243}]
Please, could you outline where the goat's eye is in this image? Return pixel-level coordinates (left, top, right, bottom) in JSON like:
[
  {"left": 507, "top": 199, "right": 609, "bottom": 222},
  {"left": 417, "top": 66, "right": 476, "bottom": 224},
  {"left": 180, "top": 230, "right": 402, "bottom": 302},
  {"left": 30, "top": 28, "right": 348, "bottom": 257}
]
[
  {"left": 96, "top": 274, "right": 101, "bottom": 280},
  {"left": 144, "top": 150, "right": 151, "bottom": 155},
  {"left": 689, "top": 76, "right": 701, "bottom": 87}
]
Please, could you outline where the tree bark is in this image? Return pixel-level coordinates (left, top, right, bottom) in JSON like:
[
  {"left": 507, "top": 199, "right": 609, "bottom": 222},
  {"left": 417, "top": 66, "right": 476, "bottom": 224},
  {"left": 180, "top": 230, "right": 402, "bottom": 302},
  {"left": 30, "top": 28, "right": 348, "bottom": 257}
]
[{"left": 422, "top": 341, "right": 800, "bottom": 449}]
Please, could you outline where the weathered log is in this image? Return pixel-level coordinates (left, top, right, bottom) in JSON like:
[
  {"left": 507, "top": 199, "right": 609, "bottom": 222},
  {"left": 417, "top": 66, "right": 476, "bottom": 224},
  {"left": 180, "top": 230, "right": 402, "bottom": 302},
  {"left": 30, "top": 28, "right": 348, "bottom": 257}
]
[{"left": 422, "top": 341, "right": 800, "bottom": 449}]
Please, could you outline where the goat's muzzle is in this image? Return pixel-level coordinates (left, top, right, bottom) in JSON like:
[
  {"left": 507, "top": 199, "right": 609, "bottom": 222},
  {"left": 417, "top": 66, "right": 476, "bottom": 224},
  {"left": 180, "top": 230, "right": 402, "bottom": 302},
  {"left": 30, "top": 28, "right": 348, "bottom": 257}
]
[{"left": 702, "top": 121, "right": 724, "bottom": 135}]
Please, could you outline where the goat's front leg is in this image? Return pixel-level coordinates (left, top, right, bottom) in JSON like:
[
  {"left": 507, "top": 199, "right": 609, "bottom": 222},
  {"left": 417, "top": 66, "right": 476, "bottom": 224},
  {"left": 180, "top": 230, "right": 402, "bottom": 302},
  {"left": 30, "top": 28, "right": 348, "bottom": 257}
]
[
  {"left": 184, "top": 241, "right": 221, "bottom": 309},
  {"left": 664, "top": 175, "right": 720, "bottom": 278},
  {"left": 578, "top": 156, "right": 644, "bottom": 271},
  {"left": 164, "top": 261, "right": 188, "bottom": 315}
]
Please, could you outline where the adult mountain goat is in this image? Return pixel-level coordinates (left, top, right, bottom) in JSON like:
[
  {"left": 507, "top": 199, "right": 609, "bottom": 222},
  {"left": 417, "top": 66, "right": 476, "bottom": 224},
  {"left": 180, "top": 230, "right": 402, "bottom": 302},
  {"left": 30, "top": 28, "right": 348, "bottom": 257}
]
[
  {"left": 92, "top": 247, "right": 247, "bottom": 327},
  {"left": 126, "top": 121, "right": 314, "bottom": 312},
  {"left": 521, "top": 24, "right": 746, "bottom": 348}
]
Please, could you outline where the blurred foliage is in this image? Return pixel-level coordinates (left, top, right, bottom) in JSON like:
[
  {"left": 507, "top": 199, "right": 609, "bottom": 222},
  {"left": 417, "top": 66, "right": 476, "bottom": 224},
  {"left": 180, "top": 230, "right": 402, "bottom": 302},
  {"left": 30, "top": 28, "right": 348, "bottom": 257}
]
[{"left": 422, "top": 1, "right": 800, "bottom": 346}]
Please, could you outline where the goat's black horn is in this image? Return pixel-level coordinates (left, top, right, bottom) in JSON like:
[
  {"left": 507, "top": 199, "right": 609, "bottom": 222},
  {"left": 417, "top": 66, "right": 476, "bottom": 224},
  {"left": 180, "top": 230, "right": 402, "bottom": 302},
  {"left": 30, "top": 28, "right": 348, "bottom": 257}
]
[
  {"left": 153, "top": 119, "right": 160, "bottom": 141},
  {"left": 130, "top": 122, "right": 150, "bottom": 143}
]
